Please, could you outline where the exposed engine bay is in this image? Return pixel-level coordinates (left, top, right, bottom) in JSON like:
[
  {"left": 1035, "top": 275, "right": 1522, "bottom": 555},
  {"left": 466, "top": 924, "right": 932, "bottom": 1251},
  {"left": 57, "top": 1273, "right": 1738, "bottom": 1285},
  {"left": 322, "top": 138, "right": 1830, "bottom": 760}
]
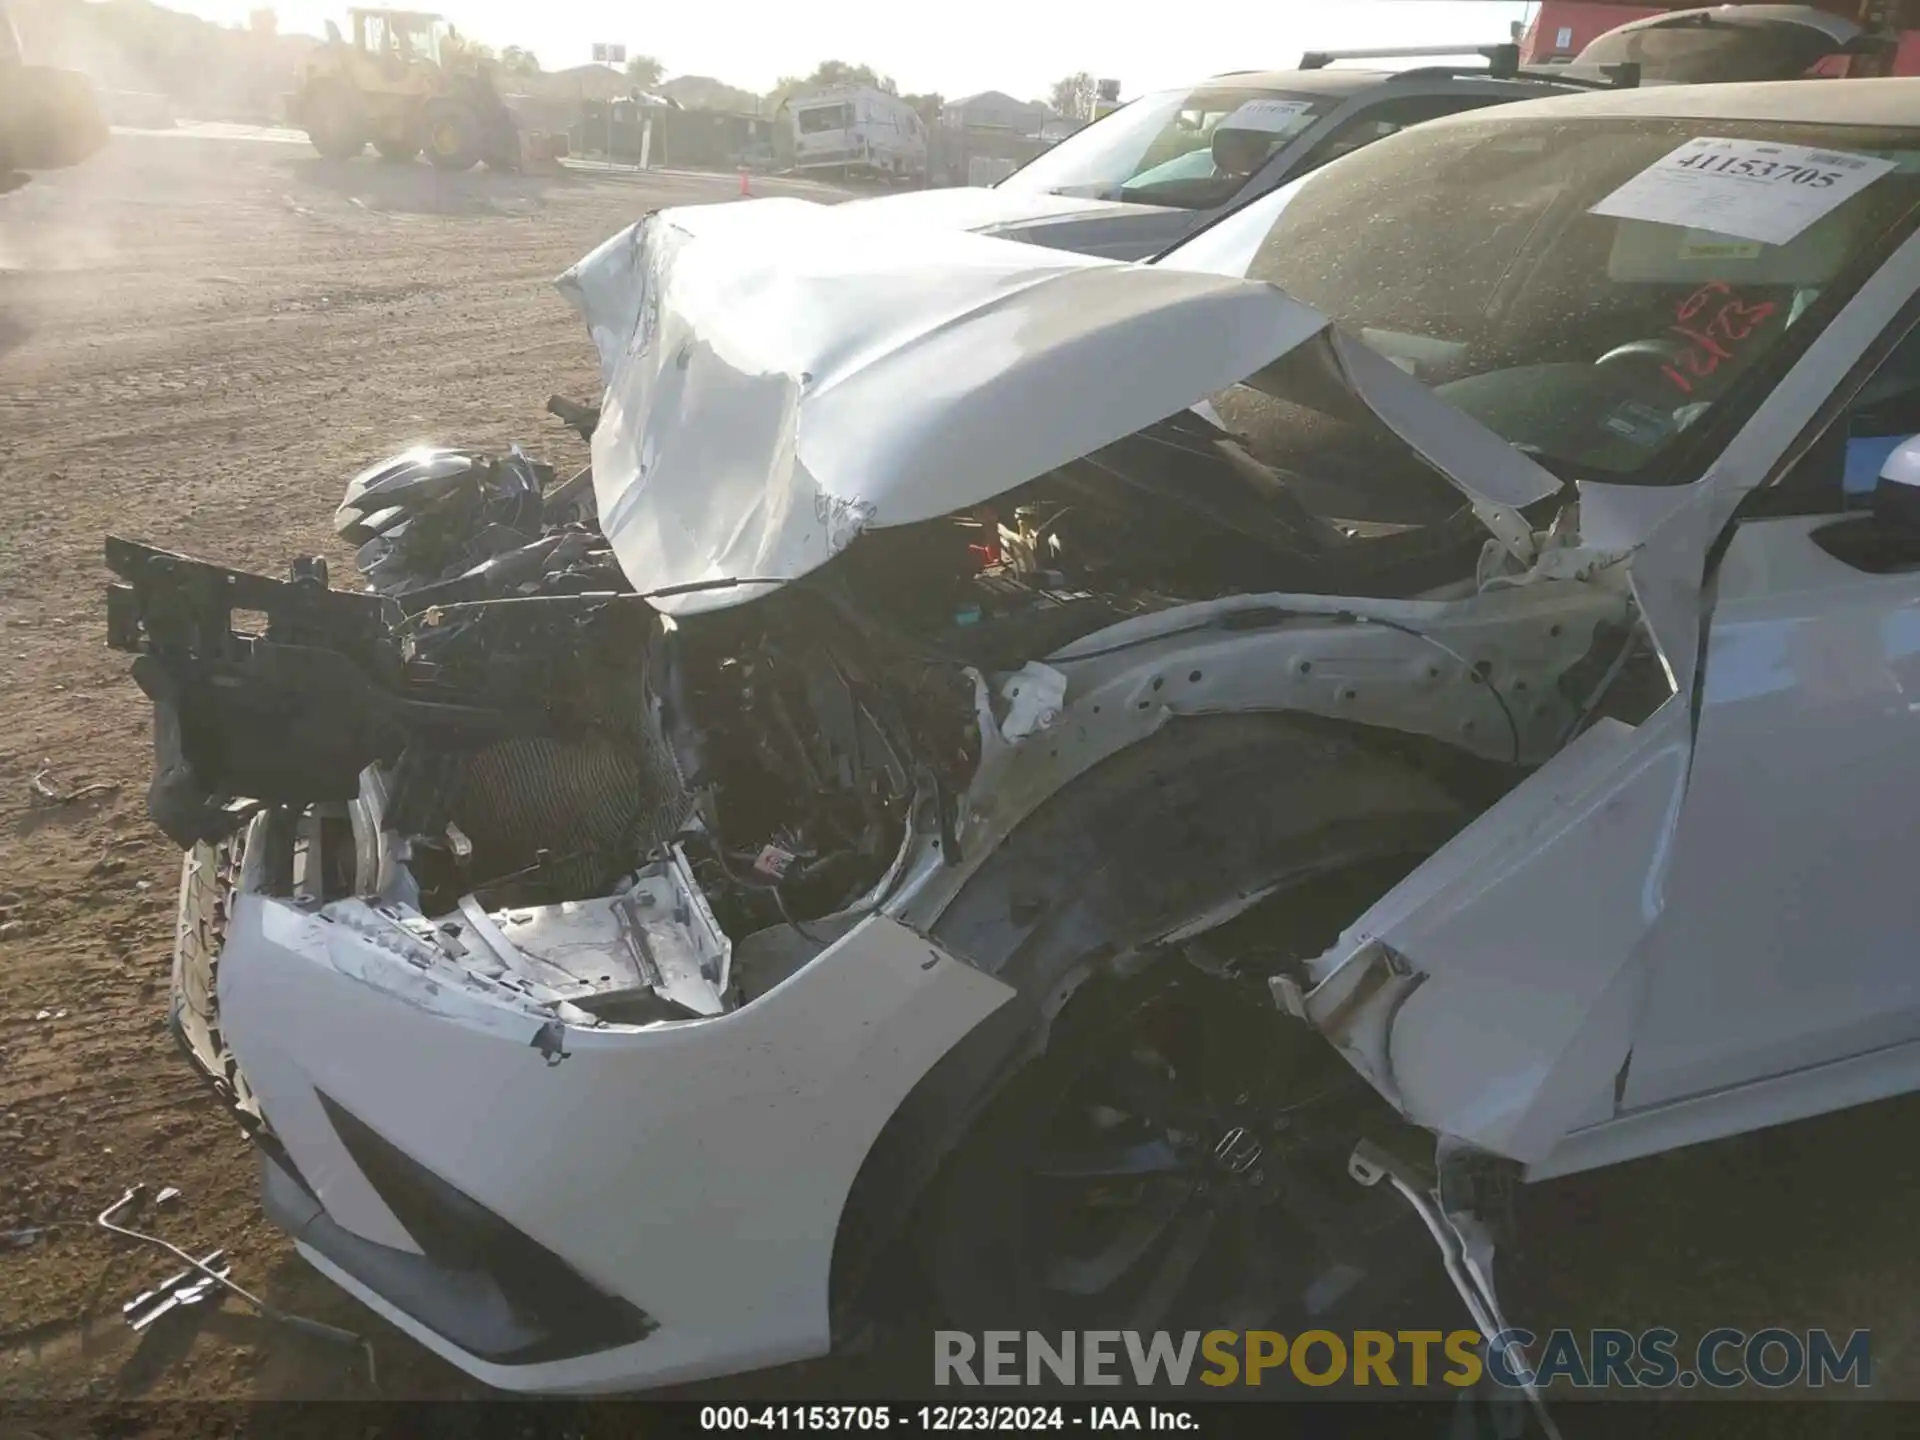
[
  {"left": 107, "top": 380, "right": 1520, "bottom": 1028},
  {"left": 105, "top": 197, "right": 1677, "bottom": 1057}
]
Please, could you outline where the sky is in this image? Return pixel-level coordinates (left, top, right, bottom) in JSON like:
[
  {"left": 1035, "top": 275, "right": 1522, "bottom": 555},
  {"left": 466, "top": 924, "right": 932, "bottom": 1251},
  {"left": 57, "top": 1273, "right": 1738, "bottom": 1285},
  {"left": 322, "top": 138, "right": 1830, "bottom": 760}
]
[{"left": 160, "top": 0, "right": 1541, "bottom": 100}]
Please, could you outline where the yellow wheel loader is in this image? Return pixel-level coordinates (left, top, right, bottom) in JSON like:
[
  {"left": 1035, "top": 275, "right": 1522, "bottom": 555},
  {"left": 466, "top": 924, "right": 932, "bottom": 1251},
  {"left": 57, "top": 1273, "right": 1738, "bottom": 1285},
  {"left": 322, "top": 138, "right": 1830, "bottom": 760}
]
[
  {"left": 0, "top": 3, "right": 108, "bottom": 195},
  {"left": 287, "top": 9, "right": 520, "bottom": 170}
]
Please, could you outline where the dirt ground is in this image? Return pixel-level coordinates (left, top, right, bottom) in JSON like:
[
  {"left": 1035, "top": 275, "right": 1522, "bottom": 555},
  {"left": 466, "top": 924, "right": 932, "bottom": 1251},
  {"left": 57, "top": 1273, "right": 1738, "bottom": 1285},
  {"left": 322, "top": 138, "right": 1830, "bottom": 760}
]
[
  {"left": 5, "top": 126, "right": 1920, "bottom": 1430},
  {"left": 0, "top": 132, "right": 864, "bottom": 1414}
]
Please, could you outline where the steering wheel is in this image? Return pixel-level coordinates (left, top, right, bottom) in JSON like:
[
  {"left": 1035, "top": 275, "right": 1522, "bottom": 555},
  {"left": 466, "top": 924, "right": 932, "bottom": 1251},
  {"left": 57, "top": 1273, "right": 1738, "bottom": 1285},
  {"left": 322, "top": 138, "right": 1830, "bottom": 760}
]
[
  {"left": 1595, "top": 337, "right": 1687, "bottom": 375},
  {"left": 1592, "top": 336, "right": 1692, "bottom": 403}
]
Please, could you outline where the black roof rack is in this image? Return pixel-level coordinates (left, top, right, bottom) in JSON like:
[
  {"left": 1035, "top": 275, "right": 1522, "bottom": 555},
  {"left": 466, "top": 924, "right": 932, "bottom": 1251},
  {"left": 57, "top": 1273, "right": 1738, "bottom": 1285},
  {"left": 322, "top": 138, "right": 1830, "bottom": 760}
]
[
  {"left": 1300, "top": 41, "right": 1637, "bottom": 90},
  {"left": 1298, "top": 42, "right": 1503, "bottom": 69}
]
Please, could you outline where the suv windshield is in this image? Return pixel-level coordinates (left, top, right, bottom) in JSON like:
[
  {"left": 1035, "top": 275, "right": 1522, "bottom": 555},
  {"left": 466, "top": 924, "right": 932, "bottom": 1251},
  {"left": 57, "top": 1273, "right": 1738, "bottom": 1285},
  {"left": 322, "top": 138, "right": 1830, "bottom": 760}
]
[
  {"left": 998, "top": 85, "right": 1333, "bottom": 209},
  {"left": 797, "top": 104, "right": 852, "bottom": 135},
  {"left": 1161, "top": 113, "right": 1920, "bottom": 496}
]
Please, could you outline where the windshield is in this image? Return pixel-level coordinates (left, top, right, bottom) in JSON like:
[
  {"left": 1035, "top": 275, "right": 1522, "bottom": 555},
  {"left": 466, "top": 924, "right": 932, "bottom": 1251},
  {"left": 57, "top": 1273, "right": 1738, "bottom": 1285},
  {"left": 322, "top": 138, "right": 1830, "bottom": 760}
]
[
  {"left": 1158, "top": 114, "right": 1920, "bottom": 492},
  {"left": 997, "top": 85, "right": 1333, "bottom": 209},
  {"left": 392, "top": 19, "right": 440, "bottom": 64},
  {"left": 1576, "top": 18, "right": 1848, "bottom": 84},
  {"left": 796, "top": 104, "right": 852, "bottom": 135}
]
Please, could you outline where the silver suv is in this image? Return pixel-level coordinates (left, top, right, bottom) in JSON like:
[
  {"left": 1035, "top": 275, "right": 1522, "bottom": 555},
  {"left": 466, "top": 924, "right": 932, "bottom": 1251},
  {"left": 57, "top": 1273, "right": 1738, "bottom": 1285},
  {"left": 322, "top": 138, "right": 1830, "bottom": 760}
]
[{"left": 841, "top": 43, "right": 1606, "bottom": 259}]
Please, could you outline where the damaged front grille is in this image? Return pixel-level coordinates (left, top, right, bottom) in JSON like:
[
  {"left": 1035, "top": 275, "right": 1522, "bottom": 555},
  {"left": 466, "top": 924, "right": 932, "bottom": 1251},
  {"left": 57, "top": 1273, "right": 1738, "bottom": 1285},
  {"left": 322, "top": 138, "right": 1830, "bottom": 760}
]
[
  {"left": 103, "top": 425, "right": 967, "bottom": 946},
  {"left": 105, "top": 521, "right": 694, "bottom": 913},
  {"left": 457, "top": 727, "right": 686, "bottom": 902}
]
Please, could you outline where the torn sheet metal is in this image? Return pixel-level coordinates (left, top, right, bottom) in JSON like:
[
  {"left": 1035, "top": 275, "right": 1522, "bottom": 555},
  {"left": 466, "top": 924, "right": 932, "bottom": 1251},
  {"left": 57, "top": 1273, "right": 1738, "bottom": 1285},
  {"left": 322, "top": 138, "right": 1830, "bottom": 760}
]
[
  {"left": 457, "top": 847, "right": 732, "bottom": 1017},
  {"left": 821, "top": 184, "right": 1171, "bottom": 235},
  {"left": 555, "top": 199, "right": 1563, "bottom": 616},
  {"left": 998, "top": 662, "right": 1067, "bottom": 743},
  {"left": 1296, "top": 701, "right": 1694, "bottom": 1164},
  {"left": 1328, "top": 333, "right": 1550, "bottom": 563},
  {"left": 557, "top": 223, "right": 651, "bottom": 389}
]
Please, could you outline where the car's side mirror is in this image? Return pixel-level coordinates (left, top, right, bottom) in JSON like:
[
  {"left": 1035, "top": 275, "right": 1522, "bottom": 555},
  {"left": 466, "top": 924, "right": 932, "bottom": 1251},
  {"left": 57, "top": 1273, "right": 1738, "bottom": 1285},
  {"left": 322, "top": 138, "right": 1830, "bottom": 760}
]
[{"left": 1873, "top": 435, "right": 1920, "bottom": 534}]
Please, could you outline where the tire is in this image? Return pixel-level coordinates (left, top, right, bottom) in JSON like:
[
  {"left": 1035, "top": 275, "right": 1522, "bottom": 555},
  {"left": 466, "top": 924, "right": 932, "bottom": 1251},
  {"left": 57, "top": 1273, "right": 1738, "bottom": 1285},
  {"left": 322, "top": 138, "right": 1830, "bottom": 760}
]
[
  {"left": 832, "top": 715, "right": 1502, "bottom": 1335},
  {"left": 305, "top": 85, "right": 366, "bottom": 160},
  {"left": 423, "top": 100, "right": 480, "bottom": 171},
  {"left": 922, "top": 868, "right": 1446, "bottom": 1340}
]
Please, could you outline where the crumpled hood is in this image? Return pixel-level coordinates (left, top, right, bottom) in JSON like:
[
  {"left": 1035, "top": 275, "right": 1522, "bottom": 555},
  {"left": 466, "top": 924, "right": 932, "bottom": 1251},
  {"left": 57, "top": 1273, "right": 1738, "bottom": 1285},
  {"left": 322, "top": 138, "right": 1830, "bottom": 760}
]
[
  {"left": 833, "top": 186, "right": 1198, "bottom": 261},
  {"left": 556, "top": 198, "right": 1561, "bottom": 616},
  {"left": 834, "top": 185, "right": 1171, "bottom": 233}
]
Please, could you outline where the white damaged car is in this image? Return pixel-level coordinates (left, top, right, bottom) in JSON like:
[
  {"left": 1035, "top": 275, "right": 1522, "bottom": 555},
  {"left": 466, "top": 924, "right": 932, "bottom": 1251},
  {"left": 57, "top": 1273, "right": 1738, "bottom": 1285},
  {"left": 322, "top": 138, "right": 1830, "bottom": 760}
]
[{"left": 104, "top": 78, "right": 1920, "bottom": 1395}]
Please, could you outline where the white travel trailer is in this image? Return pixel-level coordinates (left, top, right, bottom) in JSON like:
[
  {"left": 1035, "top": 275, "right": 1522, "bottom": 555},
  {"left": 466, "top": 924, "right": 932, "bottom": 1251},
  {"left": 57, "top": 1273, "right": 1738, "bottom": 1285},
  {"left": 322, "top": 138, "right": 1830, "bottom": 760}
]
[{"left": 786, "top": 84, "right": 926, "bottom": 180}]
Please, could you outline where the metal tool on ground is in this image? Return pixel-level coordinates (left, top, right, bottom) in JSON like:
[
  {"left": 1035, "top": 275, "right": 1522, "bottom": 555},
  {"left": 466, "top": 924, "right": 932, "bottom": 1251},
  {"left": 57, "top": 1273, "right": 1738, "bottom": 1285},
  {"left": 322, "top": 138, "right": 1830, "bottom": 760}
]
[
  {"left": 123, "top": 1249, "right": 232, "bottom": 1332},
  {"left": 97, "top": 1185, "right": 378, "bottom": 1387}
]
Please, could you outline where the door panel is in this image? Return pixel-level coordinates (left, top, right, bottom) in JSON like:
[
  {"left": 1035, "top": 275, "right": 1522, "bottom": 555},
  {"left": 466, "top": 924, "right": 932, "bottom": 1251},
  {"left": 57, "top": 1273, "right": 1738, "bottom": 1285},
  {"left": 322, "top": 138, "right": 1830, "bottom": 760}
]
[{"left": 1621, "top": 515, "right": 1920, "bottom": 1107}]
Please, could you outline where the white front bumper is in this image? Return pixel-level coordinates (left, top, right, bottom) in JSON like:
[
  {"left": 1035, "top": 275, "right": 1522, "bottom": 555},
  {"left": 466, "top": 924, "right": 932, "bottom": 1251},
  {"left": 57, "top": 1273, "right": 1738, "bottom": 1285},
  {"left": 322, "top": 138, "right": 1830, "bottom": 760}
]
[{"left": 215, "top": 891, "right": 1014, "bottom": 1393}]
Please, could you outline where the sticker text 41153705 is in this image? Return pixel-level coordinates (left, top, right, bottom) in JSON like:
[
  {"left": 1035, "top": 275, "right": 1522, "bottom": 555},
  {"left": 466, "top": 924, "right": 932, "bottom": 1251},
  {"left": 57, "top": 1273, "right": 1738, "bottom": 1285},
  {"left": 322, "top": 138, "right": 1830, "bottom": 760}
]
[{"left": 1590, "top": 136, "right": 1896, "bottom": 247}]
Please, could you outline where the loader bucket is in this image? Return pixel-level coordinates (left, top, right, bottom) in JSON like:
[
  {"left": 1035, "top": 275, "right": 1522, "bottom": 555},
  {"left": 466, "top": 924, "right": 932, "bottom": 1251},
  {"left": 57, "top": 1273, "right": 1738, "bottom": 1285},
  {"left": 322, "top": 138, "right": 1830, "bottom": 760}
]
[{"left": 0, "top": 65, "right": 109, "bottom": 175}]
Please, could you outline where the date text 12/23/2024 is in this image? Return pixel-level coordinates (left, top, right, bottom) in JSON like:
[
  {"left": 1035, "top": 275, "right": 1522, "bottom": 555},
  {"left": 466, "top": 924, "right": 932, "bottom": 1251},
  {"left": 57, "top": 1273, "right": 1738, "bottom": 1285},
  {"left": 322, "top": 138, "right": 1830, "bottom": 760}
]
[{"left": 700, "top": 1409, "right": 1196, "bottom": 1432}]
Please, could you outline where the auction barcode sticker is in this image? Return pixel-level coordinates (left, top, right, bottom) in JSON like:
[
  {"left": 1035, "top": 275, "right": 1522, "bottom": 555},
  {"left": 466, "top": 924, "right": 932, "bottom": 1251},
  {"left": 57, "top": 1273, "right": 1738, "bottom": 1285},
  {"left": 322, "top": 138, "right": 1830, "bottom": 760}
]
[
  {"left": 1678, "top": 229, "right": 1763, "bottom": 261},
  {"left": 1220, "top": 99, "right": 1317, "bottom": 134},
  {"left": 1589, "top": 136, "right": 1895, "bottom": 246}
]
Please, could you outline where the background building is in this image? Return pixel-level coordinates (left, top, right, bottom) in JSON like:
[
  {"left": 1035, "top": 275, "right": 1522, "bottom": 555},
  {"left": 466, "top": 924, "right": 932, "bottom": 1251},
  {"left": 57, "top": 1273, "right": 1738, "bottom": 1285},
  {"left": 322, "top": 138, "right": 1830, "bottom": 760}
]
[{"left": 939, "top": 90, "right": 1049, "bottom": 134}]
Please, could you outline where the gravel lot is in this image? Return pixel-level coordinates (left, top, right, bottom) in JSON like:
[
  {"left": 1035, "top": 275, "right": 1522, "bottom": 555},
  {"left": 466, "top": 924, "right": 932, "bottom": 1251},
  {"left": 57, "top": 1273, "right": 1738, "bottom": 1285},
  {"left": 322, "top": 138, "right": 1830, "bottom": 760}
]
[
  {"left": 0, "top": 131, "right": 855, "bottom": 1411},
  {"left": 4, "top": 125, "right": 1920, "bottom": 1427}
]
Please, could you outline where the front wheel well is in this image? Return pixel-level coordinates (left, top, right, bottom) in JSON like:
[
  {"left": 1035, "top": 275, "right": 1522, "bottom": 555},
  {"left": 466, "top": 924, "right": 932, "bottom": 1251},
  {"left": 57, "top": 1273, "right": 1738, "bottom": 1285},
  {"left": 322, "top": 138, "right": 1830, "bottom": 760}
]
[{"left": 828, "top": 712, "right": 1514, "bottom": 1331}]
